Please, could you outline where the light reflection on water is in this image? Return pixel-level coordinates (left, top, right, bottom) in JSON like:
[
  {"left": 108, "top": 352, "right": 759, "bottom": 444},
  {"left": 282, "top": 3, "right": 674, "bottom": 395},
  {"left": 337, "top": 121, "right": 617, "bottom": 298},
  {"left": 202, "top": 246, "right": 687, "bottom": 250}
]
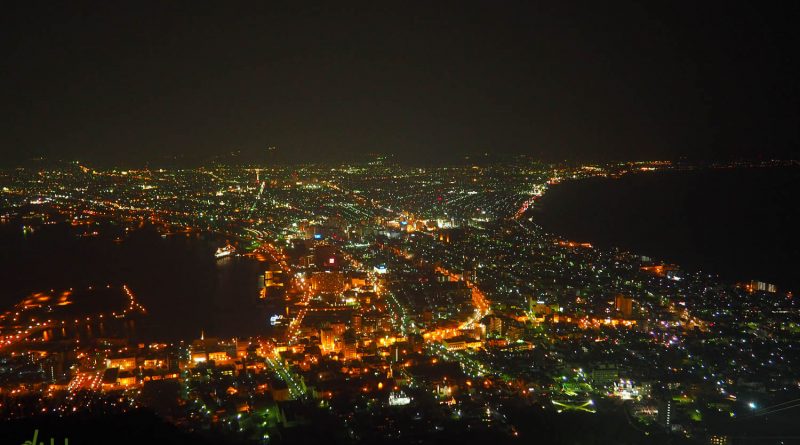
[{"left": 0, "top": 222, "right": 288, "bottom": 342}]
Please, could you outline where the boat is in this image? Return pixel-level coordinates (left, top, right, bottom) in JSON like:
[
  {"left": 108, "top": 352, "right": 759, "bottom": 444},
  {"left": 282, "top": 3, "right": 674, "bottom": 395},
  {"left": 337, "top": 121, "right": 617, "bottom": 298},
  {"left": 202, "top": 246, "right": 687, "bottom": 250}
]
[{"left": 215, "top": 245, "right": 235, "bottom": 259}]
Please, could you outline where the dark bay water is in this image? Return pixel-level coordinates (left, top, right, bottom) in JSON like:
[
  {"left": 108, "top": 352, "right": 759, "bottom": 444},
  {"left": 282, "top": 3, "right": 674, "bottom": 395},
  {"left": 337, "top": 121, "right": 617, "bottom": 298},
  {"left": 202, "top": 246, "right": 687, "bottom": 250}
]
[
  {"left": 533, "top": 167, "right": 800, "bottom": 293},
  {"left": 0, "top": 223, "right": 281, "bottom": 342}
]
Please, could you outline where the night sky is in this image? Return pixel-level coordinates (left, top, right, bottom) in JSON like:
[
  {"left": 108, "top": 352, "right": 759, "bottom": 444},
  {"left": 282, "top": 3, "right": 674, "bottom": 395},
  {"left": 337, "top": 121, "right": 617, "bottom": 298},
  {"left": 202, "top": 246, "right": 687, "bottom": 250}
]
[{"left": 2, "top": 1, "right": 798, "bottom": 167}]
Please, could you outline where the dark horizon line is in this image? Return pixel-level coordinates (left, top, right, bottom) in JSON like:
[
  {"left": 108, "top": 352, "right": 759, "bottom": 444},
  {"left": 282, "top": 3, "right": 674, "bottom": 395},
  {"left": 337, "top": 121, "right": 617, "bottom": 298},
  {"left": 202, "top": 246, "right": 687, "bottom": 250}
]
[{"left": 5, "top": 153, "right": 799, "bottom": 170}]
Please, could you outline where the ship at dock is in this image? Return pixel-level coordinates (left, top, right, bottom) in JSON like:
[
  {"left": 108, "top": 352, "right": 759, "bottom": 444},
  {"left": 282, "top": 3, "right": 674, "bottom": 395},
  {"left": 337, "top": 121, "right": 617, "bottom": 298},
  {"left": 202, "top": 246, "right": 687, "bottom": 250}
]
[{"left": 214, "top": 244, "right": 235, "bottom": 259}]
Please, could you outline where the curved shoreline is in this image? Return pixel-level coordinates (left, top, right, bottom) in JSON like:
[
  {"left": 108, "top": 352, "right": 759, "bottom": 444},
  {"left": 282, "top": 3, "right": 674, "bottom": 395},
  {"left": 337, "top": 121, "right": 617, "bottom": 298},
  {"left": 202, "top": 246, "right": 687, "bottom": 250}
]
[{"left": 527, "top": 166, "right": 799, "bottom": 293}]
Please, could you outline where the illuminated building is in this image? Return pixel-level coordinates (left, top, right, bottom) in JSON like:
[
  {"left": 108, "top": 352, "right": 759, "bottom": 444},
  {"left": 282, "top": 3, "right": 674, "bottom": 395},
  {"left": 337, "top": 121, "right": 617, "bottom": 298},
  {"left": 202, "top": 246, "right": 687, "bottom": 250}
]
[
  {"left": 505, "top": 322, "right": 523, "bottom": 341},
  {"left": 483, "top": 315, "right": 503, "bottom": 336},
  {"left": 342, "top": 328, "right": 358, "bottom": 360},
  {"left": 591, "top": 364, "right": 619, "bottom": 386},
  {"left": 208, "top": 351, "right": 228, "bottom": 362},
  {"left": 320, "top": 327, "right": 336, "bottom": 352},
  {"left": 101, "top": 368, "right": 120, "bottom": 390},
  {"left": 658, "top": 399, "right": 674, "bottom": 428},
  {"left": 351, "top": 314, "right": 362, "bottom": 333},
  {"left": 117, "top": 371, "right": 137, "bottom": 387},
  {"left": 236, "top": 340, "right": 250, "bottom": 358},
  {"left": 343, "top": 340, "right": 358, "bottom": 360},
  {"left": 311, "top": 271, "right": 345, "bottom": 294},
  {"left": 442, "top": 335, "right": 482, "bottom": 351},
  {"left": 350, "top": 274, "right": 368, "bottom": 288},
  {"left": 615, "top": 294, "right": 634, "bottom": 318},
  {"left": 463, "top": 266, "right": 476, "bottom": 284},
  {"left": 264, "top": 265, "right": 285, "bottom": 299},
  {"left": 265, "top": 268, "right": 283, "bottom": 288},
  {"left": 330, "top": 322, "right": 347, "bottom": 337},
  {"left": 528, "top": 299, "right": 552, "bottom": 322},
  {"left": 142, "top": 358, "right": 165, "bottom": 369},
  {"left": 388, "top": 390, "right": 411, "bottom": 406},
  {"left": 747, "top": 280, "right": 777, "bottom": 293},
  {"left": 106, "top": 356, "right": 136, "bottom": 371},
  {"left": 640, "top": 264, "right": 676, "bottom": 277}
]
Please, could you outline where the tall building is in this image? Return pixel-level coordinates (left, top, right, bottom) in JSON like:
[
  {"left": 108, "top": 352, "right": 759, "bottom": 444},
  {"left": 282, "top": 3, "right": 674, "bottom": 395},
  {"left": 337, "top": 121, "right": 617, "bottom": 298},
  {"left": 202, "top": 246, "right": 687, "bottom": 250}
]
[
  {"left": 330, "top": 322, "right": 347, "bottom": 337},
  {"left": 748, "top": 280, "right": 777, "bottom": 293},
  {"left": 615, "top": 294, "right": 634, "bottom": 318},
  {"left": 351, "top": 314, "right": 362, "bottom": 333},
  {"left": 264, "top": 264, "right": 285, "bottom": 299},
  {"left": 344, "top": 341, "right": 357, "bottom": 360},
  {"left": 320, "top": 327, "right": 336, "bottom": 352},
  {"left": 343, "top": 329, "right": 358, "bottom": 360},
  {"left": 486, "top": 316, "right": 503, "bottom": 337},
  {"left": 264, "top": 265, "right": 284, "bottom": 287},
  {"left": 462, "top": 264, "right": 476, "bottom": 284},
  {"left": 657, "top": 399, "right": 674, "bottom": 428}
]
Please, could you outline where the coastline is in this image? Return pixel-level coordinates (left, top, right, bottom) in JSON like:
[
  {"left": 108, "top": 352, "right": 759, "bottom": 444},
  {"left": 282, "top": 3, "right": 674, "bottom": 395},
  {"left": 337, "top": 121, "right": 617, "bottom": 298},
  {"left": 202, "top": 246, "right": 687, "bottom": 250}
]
[{"left": 528, "top": 165, "right": 799, "bottom": 294}]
